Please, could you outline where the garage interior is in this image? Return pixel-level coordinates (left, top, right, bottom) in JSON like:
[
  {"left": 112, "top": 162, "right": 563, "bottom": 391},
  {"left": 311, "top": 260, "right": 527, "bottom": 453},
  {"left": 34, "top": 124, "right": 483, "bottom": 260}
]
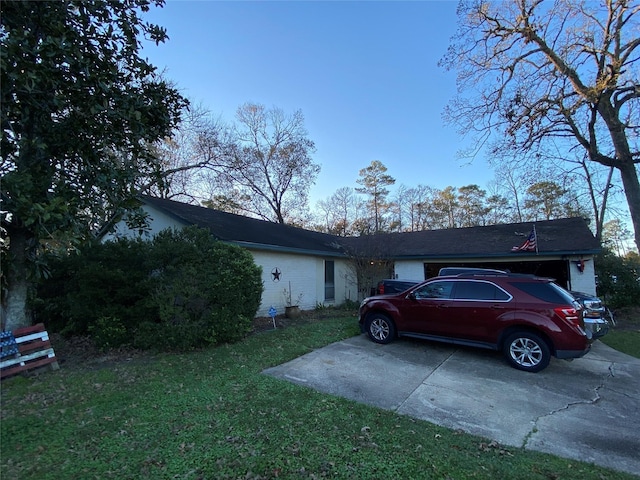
[{"left": 424, "top": 260, "right": 571, "bottom": 289}]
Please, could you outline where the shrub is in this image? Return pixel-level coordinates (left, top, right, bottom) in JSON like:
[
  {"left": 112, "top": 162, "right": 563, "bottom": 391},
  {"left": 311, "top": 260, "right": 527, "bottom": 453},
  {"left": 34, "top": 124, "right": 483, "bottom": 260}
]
[
  {"left": 89, "top": 316, "right": 129, "bottom": 351},
  {"left": 35, "top": 226, "right": 263, "bottom": 351},
  {"left": 140, "top": 227, "right": 262, "bottom": 350},
  {"left": 340, "top": 299, "right": 361, "bottom": 311},
  {"left": 595, "top": 249, "right": 640, "bottom": 308},
  {"left": 34, "top": 238, "right": 154, "bottom": 336}
]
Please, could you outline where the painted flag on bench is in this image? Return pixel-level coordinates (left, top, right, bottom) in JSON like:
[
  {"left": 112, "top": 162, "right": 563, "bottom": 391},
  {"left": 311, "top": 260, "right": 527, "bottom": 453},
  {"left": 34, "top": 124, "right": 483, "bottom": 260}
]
[{"left": 0, "top": 331, "right": 19, "bottom": 358}]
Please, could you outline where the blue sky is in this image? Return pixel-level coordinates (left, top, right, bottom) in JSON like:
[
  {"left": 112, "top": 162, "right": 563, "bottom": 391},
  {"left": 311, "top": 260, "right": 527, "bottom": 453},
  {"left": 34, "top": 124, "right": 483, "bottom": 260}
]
[{"left": 142, "top": 0, "right": 493, "bottom": 206}]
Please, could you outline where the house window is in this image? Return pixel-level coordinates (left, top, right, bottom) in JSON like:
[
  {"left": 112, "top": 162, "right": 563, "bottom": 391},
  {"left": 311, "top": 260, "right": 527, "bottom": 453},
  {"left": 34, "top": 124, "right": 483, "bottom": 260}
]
[{"left": 324, "top": 260, "right": 335, "bottom": 301}]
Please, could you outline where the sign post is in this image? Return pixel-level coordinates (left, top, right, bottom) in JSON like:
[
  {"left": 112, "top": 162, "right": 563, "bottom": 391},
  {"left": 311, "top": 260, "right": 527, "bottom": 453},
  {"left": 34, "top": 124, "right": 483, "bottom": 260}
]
[{"left": 268, "top": 306, "right": 277, "bottom": 329}]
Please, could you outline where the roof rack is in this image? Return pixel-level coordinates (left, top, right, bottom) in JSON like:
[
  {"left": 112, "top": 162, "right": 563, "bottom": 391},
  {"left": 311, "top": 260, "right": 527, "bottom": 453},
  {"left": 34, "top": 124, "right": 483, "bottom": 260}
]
[
  {"left": 453, "top": 272, "right": 558, "bottom": 282},
  {"left": 455, "top": 272, "right": 538, "bottom": 279}
]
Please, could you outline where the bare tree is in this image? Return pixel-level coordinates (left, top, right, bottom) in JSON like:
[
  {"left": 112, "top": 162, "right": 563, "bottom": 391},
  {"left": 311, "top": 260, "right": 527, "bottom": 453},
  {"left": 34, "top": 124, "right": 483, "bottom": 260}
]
[
  {"left": 441, "top": 0, "right": 640, "bottom": 249},
  {"left": 315, "top": 187, "right": 359, "bottom": 236},
  {"left": 411, "top": 185, "right": 440, "bottom": 231},
  {"left": 489, "top": 161, "right": 539, "bottom": 223},
  {"left": 145, "top": 102, "right": 229, "bottom": 204},
  {"left": 341, "top": 236, "right": 395, "bottom": 299},
  {"left": 485, "top": 193, "right": 514, "bottom": 225},
  {"left": 202, "top": 103, "right": 319, "bottom": 224},
  {"left": 511, "top": 140, "right": 624, "bottom": 239},
  {"left": 401, "top": 185, "right": 427, "bottom": 231},
  {"left": 389, "top": 184, "right": 411, "bottom": 232}
]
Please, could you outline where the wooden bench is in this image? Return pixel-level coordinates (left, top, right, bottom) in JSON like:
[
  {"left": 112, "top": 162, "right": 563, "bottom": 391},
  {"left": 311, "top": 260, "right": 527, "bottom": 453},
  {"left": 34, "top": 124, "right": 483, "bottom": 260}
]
[{"left": 1, "top": 323, "right": 59, "bottom": 379}]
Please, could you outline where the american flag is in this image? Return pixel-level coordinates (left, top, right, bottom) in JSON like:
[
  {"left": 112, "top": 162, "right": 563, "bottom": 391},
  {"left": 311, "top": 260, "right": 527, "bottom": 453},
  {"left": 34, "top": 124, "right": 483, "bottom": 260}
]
[{"left": 511, "top": 228, "right": 537, "bottom": 252}]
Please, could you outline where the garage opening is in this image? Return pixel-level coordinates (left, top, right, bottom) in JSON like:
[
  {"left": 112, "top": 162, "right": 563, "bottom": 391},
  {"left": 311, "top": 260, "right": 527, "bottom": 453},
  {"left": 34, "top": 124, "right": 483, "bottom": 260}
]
[{"left": 424, "top": 260, "right": 570, "bottom": 289}]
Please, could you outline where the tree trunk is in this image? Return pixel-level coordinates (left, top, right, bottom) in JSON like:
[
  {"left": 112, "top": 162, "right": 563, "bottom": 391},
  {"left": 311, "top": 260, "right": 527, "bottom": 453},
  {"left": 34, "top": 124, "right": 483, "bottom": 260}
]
[
  {"left": 617, "top": 160, "right": 640, "bottom": 254},
  {"left": 2, "top": 227, "right": 33, "bottom": 330}
]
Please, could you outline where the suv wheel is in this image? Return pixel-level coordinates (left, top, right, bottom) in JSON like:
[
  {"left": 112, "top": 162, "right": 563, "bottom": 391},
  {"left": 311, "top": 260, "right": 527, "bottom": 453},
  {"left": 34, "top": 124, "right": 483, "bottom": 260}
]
[
  {"left": 503, "top": 331, "right": 551, "bottom": 372},
  {"left": 365, "top": 313, "right": 396, "bottom": 344}
]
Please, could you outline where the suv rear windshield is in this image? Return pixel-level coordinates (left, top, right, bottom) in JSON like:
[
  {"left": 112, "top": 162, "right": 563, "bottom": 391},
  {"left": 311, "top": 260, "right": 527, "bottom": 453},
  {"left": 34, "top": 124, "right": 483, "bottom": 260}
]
[{"left": 509, "top": 281, "right": 575, "bottom": 304}]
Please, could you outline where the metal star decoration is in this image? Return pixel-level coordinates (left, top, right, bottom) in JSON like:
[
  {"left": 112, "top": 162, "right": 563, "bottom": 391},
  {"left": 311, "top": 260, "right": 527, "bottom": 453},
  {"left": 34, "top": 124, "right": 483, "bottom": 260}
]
[{"left": 271, "top": 268, "right": 281, "bottom": 282}]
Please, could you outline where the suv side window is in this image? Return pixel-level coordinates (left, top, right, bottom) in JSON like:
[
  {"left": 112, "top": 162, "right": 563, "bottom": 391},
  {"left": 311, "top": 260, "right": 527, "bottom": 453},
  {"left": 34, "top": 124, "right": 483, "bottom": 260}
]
[
  {"left": 414, "top": 281, "right": 454, "bottom": 299},
  {"left": 453, "top": 280, "right": 511, "bottom": 301},
  {"left": 510, "top": 281, "right": 572, "bottom": 304}
]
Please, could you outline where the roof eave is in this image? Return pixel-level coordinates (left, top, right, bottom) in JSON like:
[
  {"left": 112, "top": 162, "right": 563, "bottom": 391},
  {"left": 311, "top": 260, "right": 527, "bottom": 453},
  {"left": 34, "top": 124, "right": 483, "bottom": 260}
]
[
  {"left": 232, "top": 241, "right": 346, "bottom": 258},
  {"left": 391, "top": 248, "right": 601, "bottom": 260}
]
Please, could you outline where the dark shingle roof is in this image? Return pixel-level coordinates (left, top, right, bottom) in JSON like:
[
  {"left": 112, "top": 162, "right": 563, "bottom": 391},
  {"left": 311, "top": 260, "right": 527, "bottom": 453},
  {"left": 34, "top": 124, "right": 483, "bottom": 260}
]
[
  {"left": 340, "top": 217, "right": 600, "bottom": 259},
  {"left": 141, "top": 196, "right": 344, "bottom": 256},
  {"left": 141, "top": 196, "right": 600, "bottom": 258}
]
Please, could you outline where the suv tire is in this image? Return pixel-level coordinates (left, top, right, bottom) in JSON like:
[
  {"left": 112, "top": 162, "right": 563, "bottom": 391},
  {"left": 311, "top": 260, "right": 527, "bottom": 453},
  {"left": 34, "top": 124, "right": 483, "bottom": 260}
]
[
  {"left": 365, "top": 313, "right": 396, "bottom": 344},
  {"left": 503, "top": 331, "right": 551, "bottom": 372}
]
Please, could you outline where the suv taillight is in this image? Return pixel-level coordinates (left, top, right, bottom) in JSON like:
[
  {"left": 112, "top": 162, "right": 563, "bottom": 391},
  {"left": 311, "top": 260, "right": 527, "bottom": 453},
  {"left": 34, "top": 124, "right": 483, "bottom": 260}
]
[
  {"left": 378, "top": 284, "right": 384, "bottom": 294},
  {"left": 554, "top": 307, "right": 582, "bottom": 327}
]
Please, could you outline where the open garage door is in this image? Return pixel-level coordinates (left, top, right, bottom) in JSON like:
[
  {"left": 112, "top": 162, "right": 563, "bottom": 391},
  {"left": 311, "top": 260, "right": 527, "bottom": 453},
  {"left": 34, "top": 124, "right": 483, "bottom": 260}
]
[{"left": 425, "top": 260, "right": 570, "bottom": 289}]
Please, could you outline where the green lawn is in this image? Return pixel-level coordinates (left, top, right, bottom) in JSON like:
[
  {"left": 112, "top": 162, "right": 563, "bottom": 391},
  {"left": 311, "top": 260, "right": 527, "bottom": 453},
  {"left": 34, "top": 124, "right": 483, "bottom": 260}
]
[
  {"left": 600, "top": 305, "right": 640, "bottom": 359},
  {"left": 1, "top": 316, "right": 636, "bottom": 480},
  {"left": 601, "top": 329, "right": 640, "bottom": 358}
]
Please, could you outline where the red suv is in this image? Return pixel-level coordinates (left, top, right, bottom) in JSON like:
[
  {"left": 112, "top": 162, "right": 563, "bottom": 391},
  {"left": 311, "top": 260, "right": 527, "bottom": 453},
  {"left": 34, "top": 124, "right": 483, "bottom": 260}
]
[{"left": 359, "top": 273, "right": 591, "bottom": 372}]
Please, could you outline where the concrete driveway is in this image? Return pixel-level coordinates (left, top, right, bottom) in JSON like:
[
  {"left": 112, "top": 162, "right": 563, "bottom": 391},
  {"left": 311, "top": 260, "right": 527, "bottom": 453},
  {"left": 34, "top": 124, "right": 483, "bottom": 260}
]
[{"left": 263, "top": 335, "right": 640, "bottom": 476}]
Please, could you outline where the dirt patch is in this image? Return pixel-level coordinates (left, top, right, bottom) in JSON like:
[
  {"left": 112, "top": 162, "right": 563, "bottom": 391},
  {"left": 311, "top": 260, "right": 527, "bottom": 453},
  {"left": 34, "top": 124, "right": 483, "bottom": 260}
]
[
  {"left": 251, "top": 308, "right": 350, "bottom": 334},
  {"left": 49, "top": 308, "right": 358, "bottom": 368},
  {"left": 49, "top": 333, "right": 149, "bottom": 370},
  {"left": 610, "top": 306, "right": 640, "bottom": 332}
]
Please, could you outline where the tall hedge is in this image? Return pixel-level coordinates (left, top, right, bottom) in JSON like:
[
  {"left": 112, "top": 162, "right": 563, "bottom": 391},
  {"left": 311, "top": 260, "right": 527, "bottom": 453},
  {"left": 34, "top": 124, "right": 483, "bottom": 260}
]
[
  {"left": 34, "top": 238, "right": 154, "bottom": 338},
  {"left": 137, "top": 227, "right": 263, "bottom": 350},
  {"left": 35, "top": 227, "right": 263, "bottom": 351}
]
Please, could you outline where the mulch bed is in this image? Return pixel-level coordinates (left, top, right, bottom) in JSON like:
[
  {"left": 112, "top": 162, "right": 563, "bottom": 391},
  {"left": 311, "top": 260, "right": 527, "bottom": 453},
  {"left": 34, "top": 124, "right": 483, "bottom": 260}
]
[
  {"left": 609, "top": 306, "right": 640, "bottom": 331},
  {"left": 46, "top": 309, "right": 355, "bottom": 369}
]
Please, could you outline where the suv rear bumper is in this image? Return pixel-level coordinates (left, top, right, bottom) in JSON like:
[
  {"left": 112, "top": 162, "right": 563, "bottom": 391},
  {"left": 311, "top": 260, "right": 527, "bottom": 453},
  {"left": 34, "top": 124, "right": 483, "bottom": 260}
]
[{"left": 556, "top": 344, "right": 591, "bottom": 360}]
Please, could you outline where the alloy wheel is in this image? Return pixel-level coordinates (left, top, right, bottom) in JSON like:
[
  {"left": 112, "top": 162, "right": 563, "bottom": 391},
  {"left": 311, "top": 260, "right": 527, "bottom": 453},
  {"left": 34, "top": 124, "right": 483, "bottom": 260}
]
[
  {"left": 509, "top": 337, "right": 543, "bottom": 367},
  {"left": 370, "top": 317, "right": 390, "bottom": 341}
]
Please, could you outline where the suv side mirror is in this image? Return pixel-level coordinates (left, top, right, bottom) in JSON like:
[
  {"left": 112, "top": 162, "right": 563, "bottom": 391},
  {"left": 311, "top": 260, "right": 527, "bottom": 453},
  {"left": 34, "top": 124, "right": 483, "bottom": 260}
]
[{"left": 407, "top": 292, "right": 417, "bottom": 300}]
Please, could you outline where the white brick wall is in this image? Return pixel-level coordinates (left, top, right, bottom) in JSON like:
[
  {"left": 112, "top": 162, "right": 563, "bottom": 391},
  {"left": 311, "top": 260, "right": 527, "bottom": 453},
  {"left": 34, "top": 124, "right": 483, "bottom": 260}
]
[
  {"left": 252, "top": 251, "right": 316, "bottom": 316},
  {"left": 106, "top": 204, "right": 182, "bottom": 240},
  {"left": 251, "top": 251, "right": 356, "bottom": 316},
  {"left": 568, "top": 257, "right": 597, "bottom": 295}
]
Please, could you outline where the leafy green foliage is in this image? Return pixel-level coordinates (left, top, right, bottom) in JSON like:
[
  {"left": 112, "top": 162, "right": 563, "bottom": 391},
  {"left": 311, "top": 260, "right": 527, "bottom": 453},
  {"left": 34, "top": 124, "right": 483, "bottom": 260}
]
[
  {"left": 595, "top": 249, "right": 640, "bottom": 308},
  {"left": 1, "top": 317, "right": 634, "bottom": 480},
  {"left": 34, "top": 238, "right": 154, "bottom": 337},
  {"left": 138, "top": 227, "right": 263, "bottom": 350},
  {"left": 1, "top": 0, "right": 188, "bottom": 329},
  {"left": 35, "top": 227, "right": 263, "bottom": 351},
  {"left": 89, "top": 316, "right": 129, "bottom": 351}
]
